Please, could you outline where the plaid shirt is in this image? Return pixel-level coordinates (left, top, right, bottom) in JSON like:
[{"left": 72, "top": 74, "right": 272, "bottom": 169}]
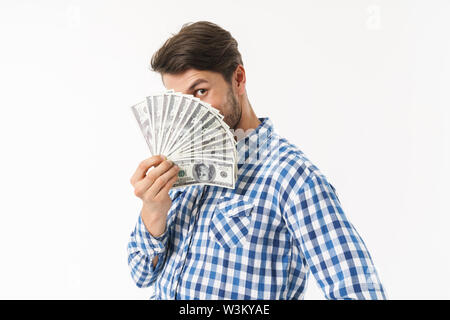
[{"left": 127, "top": 117, "right": 387, "bottom": 299}]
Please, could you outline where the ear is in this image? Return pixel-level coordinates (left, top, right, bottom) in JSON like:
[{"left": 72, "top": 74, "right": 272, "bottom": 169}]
[{"left": 233, "top": 65, "right": 246, "bottom": 95}]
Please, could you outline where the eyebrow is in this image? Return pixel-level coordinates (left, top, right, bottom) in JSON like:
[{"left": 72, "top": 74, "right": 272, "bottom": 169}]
[{"left": 187, "top": 78, "right": 209, "bottom": 92}]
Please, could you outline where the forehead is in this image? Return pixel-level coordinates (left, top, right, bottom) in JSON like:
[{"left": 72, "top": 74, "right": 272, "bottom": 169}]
[{"left": 162, "top": 69, "right": 220, "bottom": 92}]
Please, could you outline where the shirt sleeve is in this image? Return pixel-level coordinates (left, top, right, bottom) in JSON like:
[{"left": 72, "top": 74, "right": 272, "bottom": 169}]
[
  {"left": 127, "top": 214, "right": 169, "bottom": 288},
  {"left": 126, "top": 189, "right": 182, "bottom": 288},
  {"left": 282, "top": 173, "right": 387, "bottom": 300}
]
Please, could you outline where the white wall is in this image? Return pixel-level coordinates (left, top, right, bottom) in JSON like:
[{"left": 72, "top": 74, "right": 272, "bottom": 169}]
[{"left": 0, "top": 0, "right": 448, "bottom": 299}]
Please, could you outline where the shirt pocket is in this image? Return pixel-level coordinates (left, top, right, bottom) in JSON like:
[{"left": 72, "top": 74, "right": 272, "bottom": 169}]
[{"left": 209, "top": 197, "right": 255, "bottom": 250}]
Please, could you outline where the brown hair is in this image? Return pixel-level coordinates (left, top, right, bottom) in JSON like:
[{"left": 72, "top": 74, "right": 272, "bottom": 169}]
[{"left": 150, "top": 21, "right": 243, "bottom": 84}]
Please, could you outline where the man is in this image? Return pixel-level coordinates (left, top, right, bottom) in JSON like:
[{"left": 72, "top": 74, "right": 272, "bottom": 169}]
[{"left": 127, "top": 21, "right": 387, "bottom": 299}]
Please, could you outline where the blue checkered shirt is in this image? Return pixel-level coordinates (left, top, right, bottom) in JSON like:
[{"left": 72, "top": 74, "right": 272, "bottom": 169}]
[{"left": 127, "top": 117, "right": 387, "bottom": 299}]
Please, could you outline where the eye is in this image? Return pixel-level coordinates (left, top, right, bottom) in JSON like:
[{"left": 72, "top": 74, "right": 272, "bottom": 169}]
[{"left": 194, "top": 89, "right": 207, "bottom": 97}]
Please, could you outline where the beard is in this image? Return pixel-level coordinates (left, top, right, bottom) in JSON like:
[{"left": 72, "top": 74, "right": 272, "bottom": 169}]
[{"left": 223, "top": 85, "right": 242, "bottom": 130}]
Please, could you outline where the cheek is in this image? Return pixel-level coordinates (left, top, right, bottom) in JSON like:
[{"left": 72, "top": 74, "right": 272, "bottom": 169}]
[{"left": 205, "top": 95, "right": 228, "bottom": 114}]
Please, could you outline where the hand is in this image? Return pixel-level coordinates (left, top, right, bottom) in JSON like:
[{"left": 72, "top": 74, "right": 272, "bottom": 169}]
[{"left": 130, "top": 155, "right": 179, "bottom": 236}]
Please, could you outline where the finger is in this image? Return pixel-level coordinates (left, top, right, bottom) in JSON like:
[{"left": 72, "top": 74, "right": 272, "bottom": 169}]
[
  {"left": 134, "top": 160, "right": 175, "bottom": 198},
  {"left": 145, "top": 159, "right": 175, "bottom": 184},
  {"left": 130, "top": 155, "right": 165, "bottom": 185},
  {"left": 156, "top": 172, "right": 179, "bottom": 198},
  {"left": 145, "top": 164, "right": 179, "bottom": 199}
]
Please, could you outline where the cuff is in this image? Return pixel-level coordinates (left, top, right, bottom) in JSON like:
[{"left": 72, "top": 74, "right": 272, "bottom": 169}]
[{"left": 134, "top": 215, "right": 169, "bottom": 257}]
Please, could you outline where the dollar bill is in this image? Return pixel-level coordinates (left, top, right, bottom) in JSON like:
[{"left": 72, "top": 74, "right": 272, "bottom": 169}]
[
  {"left": 160, "top": 93, "right": 187, "bottom": 155},
  {"left": 173, "top": 159, "right": 235, "bottom": 189},
  {"left": 131, "top": 100, "right": 155, "bottom": 155}
]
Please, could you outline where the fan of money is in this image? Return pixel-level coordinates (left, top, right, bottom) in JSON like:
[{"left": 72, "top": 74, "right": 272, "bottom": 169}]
[{"left": 131, "top": 89, "right": 237, "bottom": 189}]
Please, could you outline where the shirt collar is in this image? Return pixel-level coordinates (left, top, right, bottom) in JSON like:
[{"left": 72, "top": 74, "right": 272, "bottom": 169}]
[{"left": 235, "top": 117, "right": 274, "bottom": 166}]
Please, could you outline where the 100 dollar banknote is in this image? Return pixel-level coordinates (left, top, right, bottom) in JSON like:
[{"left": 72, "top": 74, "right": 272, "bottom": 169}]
[{"left": 173, "top": 159, "right": 235, "bottom": 189}]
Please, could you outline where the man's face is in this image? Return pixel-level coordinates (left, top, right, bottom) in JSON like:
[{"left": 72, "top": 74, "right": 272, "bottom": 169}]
[
  {"left": 197, "top": 165, "right": 209, "bottom": 181},
  {"left": 162, "top": 69, "right": 241, "bottom": 129}
]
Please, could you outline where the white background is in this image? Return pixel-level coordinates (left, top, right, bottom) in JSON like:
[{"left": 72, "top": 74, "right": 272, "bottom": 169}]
[{"left": 0, "top": 0, "right": 449, "bottom": 299}]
